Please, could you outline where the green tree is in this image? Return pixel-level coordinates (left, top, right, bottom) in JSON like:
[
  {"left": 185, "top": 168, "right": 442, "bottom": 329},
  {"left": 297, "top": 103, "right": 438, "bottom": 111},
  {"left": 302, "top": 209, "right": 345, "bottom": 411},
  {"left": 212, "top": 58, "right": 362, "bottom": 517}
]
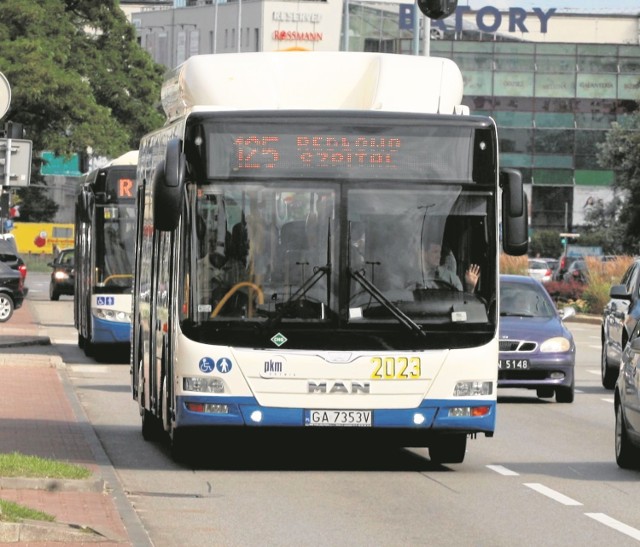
[
  {"left": 597, "top": 112, "right": 640, "bottom": 254},
  {"left": 0, "top": 0, "right": 165, "bottom": 221},
  {"left": 529, "top": 229, "right": 562, "bottom": 258},
  {"left": 0, "top": 0, "right": 164, "bottom": 156}
]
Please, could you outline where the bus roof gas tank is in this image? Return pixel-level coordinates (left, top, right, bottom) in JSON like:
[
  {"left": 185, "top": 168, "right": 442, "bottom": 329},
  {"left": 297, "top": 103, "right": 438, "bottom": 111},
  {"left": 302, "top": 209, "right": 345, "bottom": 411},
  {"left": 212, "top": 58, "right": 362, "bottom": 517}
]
[{"left": 161, "top": 52, "right": 467, "bottom": 121}]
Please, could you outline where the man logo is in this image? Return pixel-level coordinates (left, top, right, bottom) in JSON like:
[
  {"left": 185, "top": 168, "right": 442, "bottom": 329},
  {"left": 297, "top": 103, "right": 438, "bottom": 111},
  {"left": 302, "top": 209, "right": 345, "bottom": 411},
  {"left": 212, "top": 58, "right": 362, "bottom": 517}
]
[{"left": 308, "top": 381, "right": 370, "bottom": 394}]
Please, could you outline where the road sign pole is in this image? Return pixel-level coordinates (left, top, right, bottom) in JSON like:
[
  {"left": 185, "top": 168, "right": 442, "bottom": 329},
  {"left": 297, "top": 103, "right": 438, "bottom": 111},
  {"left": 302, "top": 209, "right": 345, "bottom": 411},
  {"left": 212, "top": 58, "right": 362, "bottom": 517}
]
[{"left": 3, "top": 138, "right": 10, "bottom": 187}]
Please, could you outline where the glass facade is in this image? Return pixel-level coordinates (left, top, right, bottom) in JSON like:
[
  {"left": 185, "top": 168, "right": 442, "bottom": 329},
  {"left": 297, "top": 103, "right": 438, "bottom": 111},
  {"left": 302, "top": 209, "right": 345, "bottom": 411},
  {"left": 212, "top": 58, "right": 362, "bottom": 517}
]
[
  {"left": 428, "top": 40, "right": 640, "bottom": 231},
  {"left": 344, "top": 5, "right": 640, "bottom": 231}
]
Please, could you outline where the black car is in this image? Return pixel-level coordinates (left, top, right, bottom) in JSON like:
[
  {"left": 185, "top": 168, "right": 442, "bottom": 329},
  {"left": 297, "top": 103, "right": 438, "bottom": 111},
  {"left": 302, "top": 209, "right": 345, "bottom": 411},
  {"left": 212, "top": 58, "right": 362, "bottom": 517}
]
[
  {"left": 0, "top": 238, "right": 27, "bottom": 281},
  {"left": 601, "top": 258, "right": 640, "bottom": 389},
  {"left": 48, "top": 247, "right": 75, "bottom": 301},
  {"left": 0, "top": 260, "right": 26, "bottom": 322},
  {"left": 562, "top": 259, "right": 588, "bottom": 284}
]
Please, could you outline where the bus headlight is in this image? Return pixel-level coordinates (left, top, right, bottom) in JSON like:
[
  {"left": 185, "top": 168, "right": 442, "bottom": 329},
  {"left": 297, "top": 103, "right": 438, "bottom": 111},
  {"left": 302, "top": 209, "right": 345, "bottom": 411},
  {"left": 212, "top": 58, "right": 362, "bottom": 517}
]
[
  {"left": 183, "top": 377, "right": 225, "bottom": 393},
  {"left": 93, "top": 309, "right": 131, "bottom": 323},
  {"left": 453, "top": 381, "right": 493, "bottom": 397}
]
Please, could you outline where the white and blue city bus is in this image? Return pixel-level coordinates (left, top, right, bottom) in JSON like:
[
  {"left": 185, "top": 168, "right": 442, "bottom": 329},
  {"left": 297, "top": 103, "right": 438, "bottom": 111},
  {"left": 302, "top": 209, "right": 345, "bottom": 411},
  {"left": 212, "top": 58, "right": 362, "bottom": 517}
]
[
  {"left": 132, "top": 51, "right": 527, "bottom": 463},
  {"left": 74, "top": 151, "right": 138, "bottom": 358}
]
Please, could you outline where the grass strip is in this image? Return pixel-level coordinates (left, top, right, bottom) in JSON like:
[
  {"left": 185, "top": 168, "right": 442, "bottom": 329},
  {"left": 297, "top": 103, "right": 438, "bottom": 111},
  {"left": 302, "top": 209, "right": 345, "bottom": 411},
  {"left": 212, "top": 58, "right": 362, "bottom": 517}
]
[
  {"left": 0, "top": 452, "right": 91, "bottom": 480},
  {"left": 0, "top": 498, "right": 55, "bottom": 523}
]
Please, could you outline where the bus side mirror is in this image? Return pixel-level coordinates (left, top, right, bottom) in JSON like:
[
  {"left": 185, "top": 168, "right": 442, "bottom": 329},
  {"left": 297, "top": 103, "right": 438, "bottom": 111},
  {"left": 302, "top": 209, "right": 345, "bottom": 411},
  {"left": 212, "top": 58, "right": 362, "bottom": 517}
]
[
  {"left": 500, "top": 168, "right": 528, "bottom": 256},
  {"left": 153, "top": 138, "right": 185, "bottom": 232},
  {"left": 417, "top": 0, "right": 457, "bottom": 19}
]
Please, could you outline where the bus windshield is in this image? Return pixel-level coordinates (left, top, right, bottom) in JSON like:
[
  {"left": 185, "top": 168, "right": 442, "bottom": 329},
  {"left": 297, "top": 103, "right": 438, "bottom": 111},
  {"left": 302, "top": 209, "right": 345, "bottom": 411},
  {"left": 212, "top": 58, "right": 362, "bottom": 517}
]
[
  {"left": 95, "top": 203, "right": 136, "bottom": 290},
  {"left": 184, "top": 180, "right": 495, "bottom": 348}
]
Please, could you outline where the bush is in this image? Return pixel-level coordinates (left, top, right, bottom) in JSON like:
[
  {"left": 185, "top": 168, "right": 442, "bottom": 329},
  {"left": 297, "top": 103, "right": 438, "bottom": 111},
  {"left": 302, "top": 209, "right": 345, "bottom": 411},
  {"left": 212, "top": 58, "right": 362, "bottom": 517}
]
[
  {"left": 499, "top": 254, "right": 527, "bottom": 275},
  {"left": 545, "top": 255, "right": 634, "bottom": 315}
]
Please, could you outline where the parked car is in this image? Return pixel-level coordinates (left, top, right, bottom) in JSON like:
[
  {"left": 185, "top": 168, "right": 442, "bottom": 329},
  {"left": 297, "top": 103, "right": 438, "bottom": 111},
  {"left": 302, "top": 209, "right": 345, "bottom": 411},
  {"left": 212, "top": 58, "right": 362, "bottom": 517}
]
[
  {"left": 601, "top": 258, "right": 640, "bottom": 389},
  {"left": 528, "top": 258, "right": 555, "bottom": 283},
  {"left": 0, "top": 238, "right": 27, "bottom": 281},
  {"left": 47, "top": 247, "right": 75, "bottom": 301},
  {"left": 498, "top": 274, "right": 576, "bottom": 403},
  {"left": 562, "top": 258, "right": 588, "bottom": 284},
  {"left": 0, "top": 260, "right": 27, "bottom": 322},
  {"left": 614, "top": 320, "right": 640, "bottom": 469}
]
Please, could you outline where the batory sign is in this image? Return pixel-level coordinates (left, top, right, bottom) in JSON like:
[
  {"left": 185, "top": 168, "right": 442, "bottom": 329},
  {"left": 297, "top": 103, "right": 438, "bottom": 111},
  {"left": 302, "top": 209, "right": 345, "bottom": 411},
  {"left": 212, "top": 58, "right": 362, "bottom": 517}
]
[{"left": 429, "top": 6, "right": 557, "bottom": 34}]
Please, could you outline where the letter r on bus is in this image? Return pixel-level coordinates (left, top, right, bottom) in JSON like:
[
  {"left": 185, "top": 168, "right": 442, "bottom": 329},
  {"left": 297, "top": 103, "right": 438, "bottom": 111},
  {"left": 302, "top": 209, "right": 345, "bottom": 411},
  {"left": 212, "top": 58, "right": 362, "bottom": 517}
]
[{"left": 119, "top": 178, "right": 134, "bottom": 198}]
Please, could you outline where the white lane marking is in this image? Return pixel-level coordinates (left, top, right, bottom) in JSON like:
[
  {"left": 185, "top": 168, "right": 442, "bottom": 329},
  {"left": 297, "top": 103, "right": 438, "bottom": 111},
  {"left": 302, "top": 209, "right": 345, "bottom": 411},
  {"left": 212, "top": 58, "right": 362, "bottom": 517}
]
[
  {"left": 51, "top": 338, "right": 79, "bottom": 345},
  {"left": 589, "top": 345, "right": 601, "bottom": 349},
  {"left": 486, "top": 465, "right": 519, "bottom": 476},
  {"left": 524, "top": 483, "right": 582, "bottom": 506},
  {"left": 601, "top": 398, "right": 614, "bottom": 404},
  {"left": 585, "top": 513, "right": 640, "bottom": 541},
  {"left": 587, "top": 369, "right": 600, "bottom": 376},
  {"left": 68, "top": 365, "right": 109, "bottom": 373}
]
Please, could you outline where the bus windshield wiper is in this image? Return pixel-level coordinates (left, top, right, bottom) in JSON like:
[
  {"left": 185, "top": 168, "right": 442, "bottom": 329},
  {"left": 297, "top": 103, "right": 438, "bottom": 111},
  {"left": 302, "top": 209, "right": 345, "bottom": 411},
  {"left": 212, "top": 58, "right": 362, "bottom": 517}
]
[
  {"left": 348, "top": 268, "right": 426, "bottom": 338},
  {"left": 262, "top": 264, "right": 331, "bottom": 329}
]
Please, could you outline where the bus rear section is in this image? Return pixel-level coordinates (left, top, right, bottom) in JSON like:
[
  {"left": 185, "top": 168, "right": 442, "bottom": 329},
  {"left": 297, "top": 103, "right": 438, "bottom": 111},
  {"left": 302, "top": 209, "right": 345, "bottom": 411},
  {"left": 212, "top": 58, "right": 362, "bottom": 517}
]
[
  {"left": 74, "top": 151, "right": 138, "bottom": 358},
  {"left": 132, "top": 52, "right": 527, "bottom": 464}
]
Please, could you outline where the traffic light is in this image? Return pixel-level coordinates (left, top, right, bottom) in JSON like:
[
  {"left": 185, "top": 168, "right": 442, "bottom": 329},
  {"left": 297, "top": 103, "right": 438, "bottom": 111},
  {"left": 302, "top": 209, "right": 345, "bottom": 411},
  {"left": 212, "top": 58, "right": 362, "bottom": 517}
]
[
  {"left": 560, "top": 233, "right": 579, "bottom": 245},
  {"left": 417, "top": 0, "right": 458, "bottom": 19}
]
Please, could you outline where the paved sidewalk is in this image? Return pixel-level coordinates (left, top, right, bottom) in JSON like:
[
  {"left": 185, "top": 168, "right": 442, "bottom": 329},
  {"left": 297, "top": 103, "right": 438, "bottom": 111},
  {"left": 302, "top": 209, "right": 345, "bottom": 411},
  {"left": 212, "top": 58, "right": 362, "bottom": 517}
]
[{"left": 0, "top": 301, "right": 151, "bottom": 546}]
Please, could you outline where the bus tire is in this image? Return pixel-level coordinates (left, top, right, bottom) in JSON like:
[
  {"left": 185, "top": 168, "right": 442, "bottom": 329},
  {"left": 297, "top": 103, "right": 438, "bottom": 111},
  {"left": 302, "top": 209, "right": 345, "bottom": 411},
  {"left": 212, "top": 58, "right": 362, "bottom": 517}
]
[
  {"left": 429, "top": 433, "right": 467, "bottom": 464},
  {"left": 78, "top": 333, "right": 85, "bottom": 349},
  {"left": 141, "top": 409, "right": 163, "bottom": 442},
  {"left": 83, "top": 340, "right": 95, "bottom": 358},
  {"left": 161, "top": 376, "right": 171, "bottom": 433},
  {"left": 170, "top": 428, "right": 189, "bottom": 464}
]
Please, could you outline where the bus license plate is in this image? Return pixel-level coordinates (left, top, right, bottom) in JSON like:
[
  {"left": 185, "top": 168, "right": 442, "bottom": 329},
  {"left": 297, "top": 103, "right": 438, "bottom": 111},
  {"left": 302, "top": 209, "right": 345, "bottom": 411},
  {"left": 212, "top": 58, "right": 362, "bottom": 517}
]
[
  {"left": 499, "top": 359, "right": 530, "bottom": 370},
  {"left": 306, "top": 410, "right": 372, "bottom": 427}
]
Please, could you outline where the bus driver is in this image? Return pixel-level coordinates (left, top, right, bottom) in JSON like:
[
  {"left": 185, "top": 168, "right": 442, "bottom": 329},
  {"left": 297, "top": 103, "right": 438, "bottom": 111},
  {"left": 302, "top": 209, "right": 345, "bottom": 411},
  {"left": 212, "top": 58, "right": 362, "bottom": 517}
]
[{"left": 412, "top": 241, "right": 480, "bottom": 292}]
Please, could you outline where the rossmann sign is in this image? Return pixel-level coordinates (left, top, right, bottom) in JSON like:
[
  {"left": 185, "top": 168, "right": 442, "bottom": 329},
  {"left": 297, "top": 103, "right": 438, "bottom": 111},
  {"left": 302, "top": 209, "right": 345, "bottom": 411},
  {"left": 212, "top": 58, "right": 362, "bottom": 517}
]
[{"left": 430, "top": 6, "right": 557, "bottom": 34}]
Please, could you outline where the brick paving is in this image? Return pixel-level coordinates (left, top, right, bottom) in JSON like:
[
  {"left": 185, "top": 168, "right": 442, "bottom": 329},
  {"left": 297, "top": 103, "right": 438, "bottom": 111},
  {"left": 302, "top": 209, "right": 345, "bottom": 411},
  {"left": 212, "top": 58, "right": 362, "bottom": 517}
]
[{"left": 0, "top": 303, "right": 138, "bottom": 545}]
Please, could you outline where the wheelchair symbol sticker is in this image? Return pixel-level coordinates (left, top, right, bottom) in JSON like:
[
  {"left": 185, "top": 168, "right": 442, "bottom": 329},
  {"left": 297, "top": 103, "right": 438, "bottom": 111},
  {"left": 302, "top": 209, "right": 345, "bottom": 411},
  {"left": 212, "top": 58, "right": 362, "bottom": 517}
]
[
  {"left": 199, "top": 357, "right": 215, "bottom": 373},
  {"left": 216, "top": 357, "right": 232, "bottom": 374},
  {"left": 96, "top": 296, "right": 115, "bottom": 306}
]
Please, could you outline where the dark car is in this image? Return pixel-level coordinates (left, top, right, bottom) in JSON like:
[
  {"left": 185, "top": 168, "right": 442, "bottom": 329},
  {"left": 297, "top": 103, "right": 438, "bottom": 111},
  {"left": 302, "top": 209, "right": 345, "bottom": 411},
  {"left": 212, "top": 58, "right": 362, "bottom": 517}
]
[
  {"left": 562, "top": 259, "right": 588, "bottom": 284},
  {"left": 0, "top": 238, "right": 27, "bottom": 281},
  {"left": 499, "top": 274, "right": 576, "bottom": 403},
  {"left": 47, "top": 247, "right": 75, "bottom": 301},
  {"left": 0, "top": 260, "right": 27, "bottom": 322},
  {"left": 601, "top": 258, "right": 640, "bottom": 389},
  {"left": 614, "top": 320, "right": 640, "bottom": 469}
]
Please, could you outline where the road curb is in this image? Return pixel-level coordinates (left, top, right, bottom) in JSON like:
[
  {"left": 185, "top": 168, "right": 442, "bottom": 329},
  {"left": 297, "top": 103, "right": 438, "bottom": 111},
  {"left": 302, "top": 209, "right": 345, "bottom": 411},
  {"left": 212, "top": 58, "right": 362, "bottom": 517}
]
[
  {"left": 566, "top": 314, "right": 601, "bottom": 325},
  {"left": 0, "top": 476, "right": 105, "bottom": 492},
  {"left": 0, "top": 336, "right": 51, "bottom": 349},
  {"left": 0, "top": 519, "right": 109, "bottom": 543}
]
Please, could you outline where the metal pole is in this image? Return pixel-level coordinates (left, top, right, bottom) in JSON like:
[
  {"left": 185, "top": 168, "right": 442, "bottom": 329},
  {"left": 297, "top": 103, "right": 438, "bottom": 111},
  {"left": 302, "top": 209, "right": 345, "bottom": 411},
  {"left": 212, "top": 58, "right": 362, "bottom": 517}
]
[
  {"left": 213, "top": 0, "right": 219, "bottom": 54},
  {"left": 237, "top": 0, "right": 242, "bottom": 53},
  {"left": 3, "top": 138, "right": 10, "bottom": 188},
  {"left": 343, "top": 0, "right": 350, "bottom": 51},
  {"left": 424, "top": 16, "right": 430, "bottom": 56},
  {"left": 412, "top": 1, "right": 419, "bottom": 55}
]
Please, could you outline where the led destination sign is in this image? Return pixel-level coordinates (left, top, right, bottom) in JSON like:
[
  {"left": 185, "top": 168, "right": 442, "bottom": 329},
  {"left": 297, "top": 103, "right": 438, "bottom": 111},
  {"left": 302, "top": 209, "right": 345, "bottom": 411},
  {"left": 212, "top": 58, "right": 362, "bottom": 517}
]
[{"left": 209, "top": 125, "right": 474, "bottom": 182}]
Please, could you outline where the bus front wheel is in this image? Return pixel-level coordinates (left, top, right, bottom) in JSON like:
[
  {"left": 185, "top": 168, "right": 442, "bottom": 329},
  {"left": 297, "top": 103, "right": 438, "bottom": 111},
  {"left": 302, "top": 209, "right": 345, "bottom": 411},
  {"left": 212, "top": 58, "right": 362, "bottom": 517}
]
[{"left": 428, "top": 434, "right": 467, "bottom": 464}]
